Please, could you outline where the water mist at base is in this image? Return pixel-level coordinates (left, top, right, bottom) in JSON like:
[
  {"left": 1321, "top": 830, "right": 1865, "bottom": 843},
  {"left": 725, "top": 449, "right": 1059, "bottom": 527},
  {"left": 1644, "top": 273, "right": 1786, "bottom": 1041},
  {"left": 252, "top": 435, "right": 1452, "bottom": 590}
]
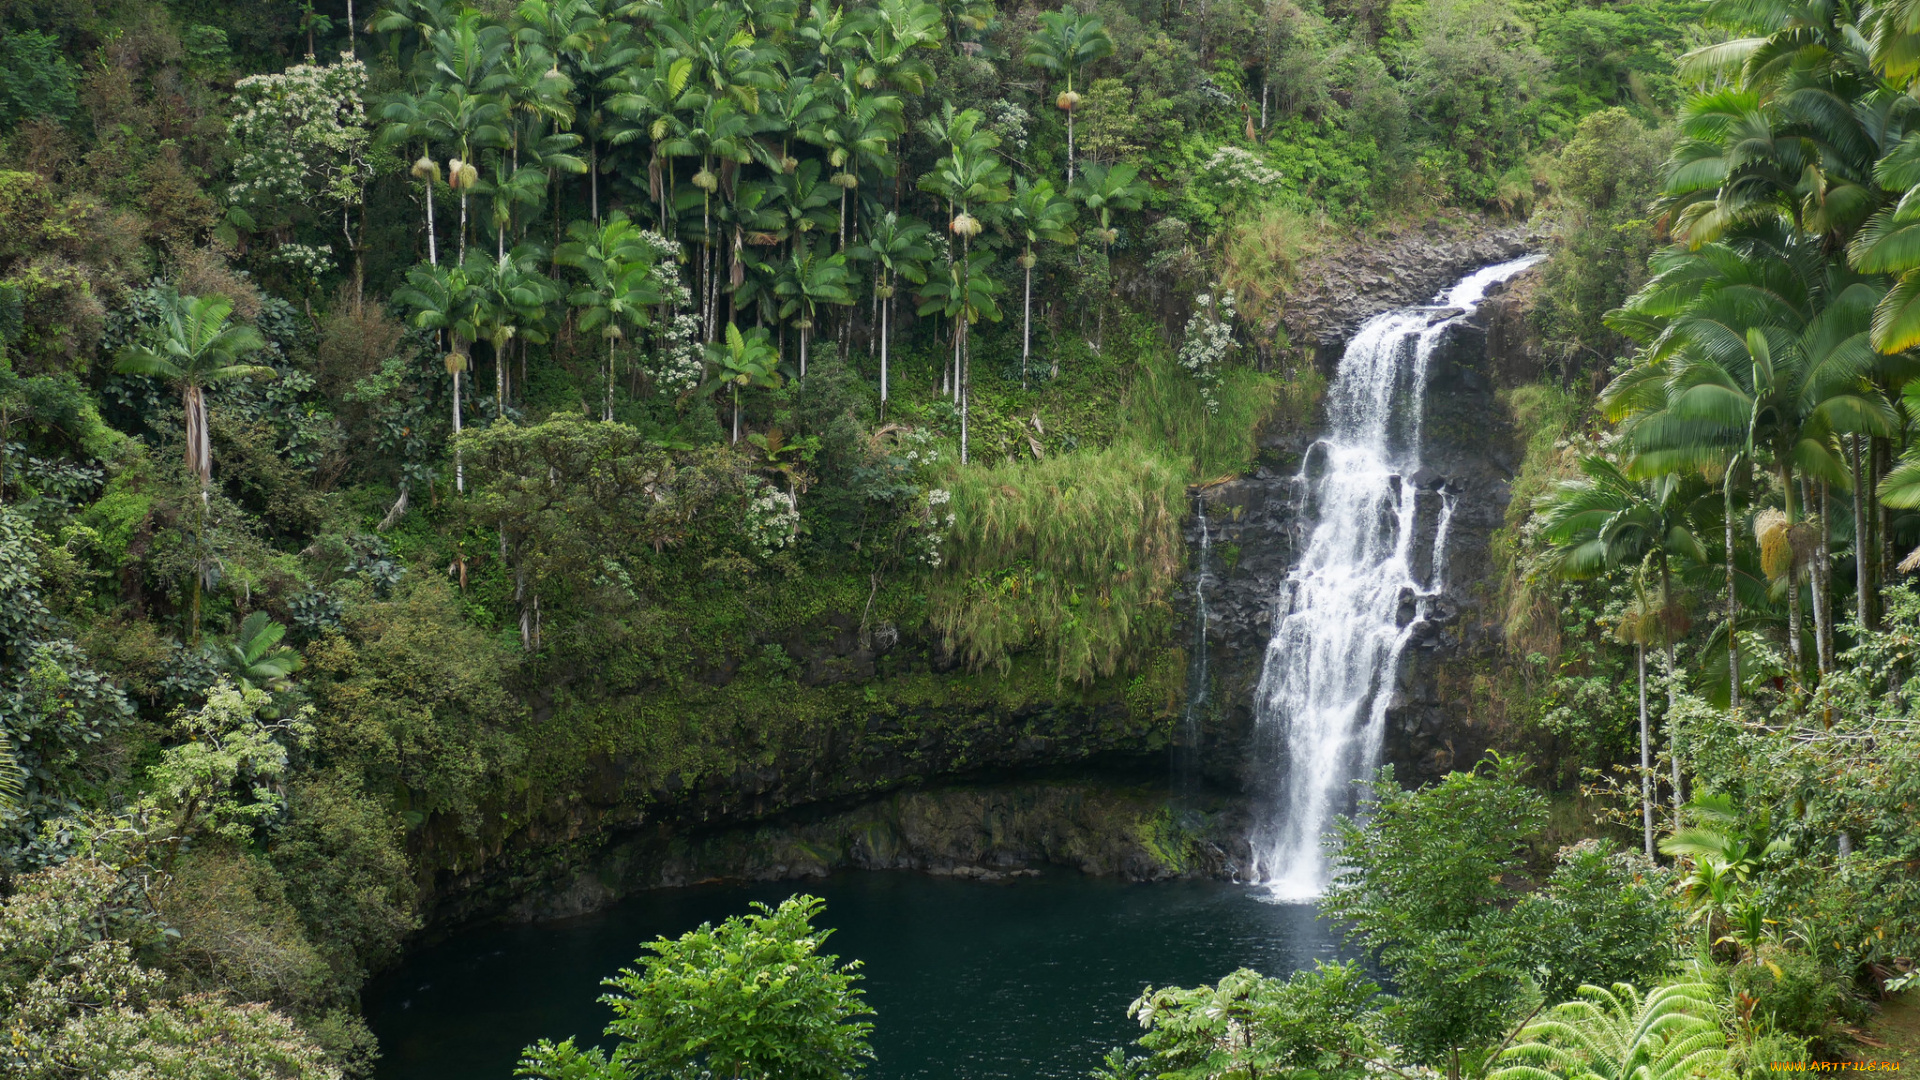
[{"left": 1247, "top": 255, "right": 1541, "bottom": 902}]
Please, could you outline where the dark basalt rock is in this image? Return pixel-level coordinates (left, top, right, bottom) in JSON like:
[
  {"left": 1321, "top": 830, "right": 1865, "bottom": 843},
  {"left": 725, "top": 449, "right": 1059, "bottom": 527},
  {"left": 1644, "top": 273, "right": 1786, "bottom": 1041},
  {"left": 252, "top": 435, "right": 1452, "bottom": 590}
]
[{"left": 1178, "top": 249, "right": 1537, "bottom": 792}]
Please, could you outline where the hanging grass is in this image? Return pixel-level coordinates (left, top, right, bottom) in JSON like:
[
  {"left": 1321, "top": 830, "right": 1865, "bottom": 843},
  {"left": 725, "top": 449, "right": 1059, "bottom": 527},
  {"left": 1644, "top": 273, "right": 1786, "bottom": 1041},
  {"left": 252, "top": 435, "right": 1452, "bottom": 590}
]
[
  {"left": 1122, "top": 341, "right": 1288, "bottom": 480},
  {"left": 928, "top": 446, "right": 1189, "bottom": 684}
]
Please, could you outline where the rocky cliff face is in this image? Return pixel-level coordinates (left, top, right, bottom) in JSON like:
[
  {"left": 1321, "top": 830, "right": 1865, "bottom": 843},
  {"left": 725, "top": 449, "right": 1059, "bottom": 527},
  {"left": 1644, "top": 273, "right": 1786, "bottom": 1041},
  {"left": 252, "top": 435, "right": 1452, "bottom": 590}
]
[
  {"left": 411, "top": 222, "right": 1545, "bottom": 928},
  {"left": 1182, "top": 233, "right": 1539, "bottom": 793}
]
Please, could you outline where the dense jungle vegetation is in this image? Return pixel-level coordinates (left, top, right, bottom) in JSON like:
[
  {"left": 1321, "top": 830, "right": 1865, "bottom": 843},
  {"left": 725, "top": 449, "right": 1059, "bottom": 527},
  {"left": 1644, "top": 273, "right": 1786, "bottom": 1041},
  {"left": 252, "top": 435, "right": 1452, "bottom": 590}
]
[{"left": 0, "top": 0, "right": 1918, "bottom": 1074}]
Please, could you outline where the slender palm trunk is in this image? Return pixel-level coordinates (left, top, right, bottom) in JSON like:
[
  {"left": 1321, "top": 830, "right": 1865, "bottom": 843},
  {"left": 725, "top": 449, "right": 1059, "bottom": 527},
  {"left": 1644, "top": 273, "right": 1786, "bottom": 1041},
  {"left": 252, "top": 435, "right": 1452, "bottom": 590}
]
[
  {"left": 732, "top": 383, "right": 741, "bottom": 443},
  {"left": 959, "top": 316, "right": 970, "bottom": 465},
  {"left": 424, "top": 174, "right": 439, "bottom": 266},
  {"left": 605, "top": 334, "right": 615, "bottom": 421},
  {"left": 800, "top": 323, "right": 809, "bottom": 380},
  {"left": 1065, "top": 75, "right": 1076, "bottom": 185},
  {"left": 1852, "top": 435, "right": 1873, "bottom": 629},
  {"left": 1659, "top": 557, "right": 1682, "bottom": 817},
  {"left": 1817, "top": 481, "right": 1833, "bottom": 674},
  {"left": 1725, "top": 464, "right": 1740, "bottom": 712},
  {"left": 458, "top": 188, "right": 469, "bottom": 263},
  {"left": 185, "top": 386, "right": 211, "bottom": 487},
  {"left": 1783, "top": 464, "right": 1804, "bottom": 675},
  {"left": 879, "top": 287, "right": 890, "bottom": 419},
  {"left": 1638, "top": 642, "right": 1652, "bottom": 858},
  {"left": 452, "top": 367, "right": 464, "bottom": 493},
  {"left": 1022, "top": 258, "right": 1033, "bottom": 390}
]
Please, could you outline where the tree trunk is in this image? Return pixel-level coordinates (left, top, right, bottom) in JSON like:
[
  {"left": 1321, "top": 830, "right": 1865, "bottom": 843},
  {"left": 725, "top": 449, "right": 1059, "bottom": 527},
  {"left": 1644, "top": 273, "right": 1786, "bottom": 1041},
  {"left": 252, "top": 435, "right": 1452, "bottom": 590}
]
[
  {"left": 425, "top": 174, "right": 438, "bottom": 266},
  {"left": 1022, "top": 259, "right": 1033, "bottom": 390},
  {"left": 1065, "top": 77, "right": 1076, "bottom": 185},
  {"left": 1638, "top": 642, "right": 1653, "bottom": 858},
  {"left": 879, "top": 289, "right": 890, "bottom": 419},
  {"left": 185, "top": 384, "right": 211, "bottom": 487},
  {"left": 1725, "top": 464, "right": 1740, "bottom": 712},
  {"left": 732, "top": 382, "right": 741, "bottom": 443},
  {"left": 959, "top": 317, "right": 970, "bottom": 465},
  {"left": 458, "top": 188, "right": 469, "bottom": 263},
  {"left": 1784, "top": 464, "right": 1804, "bottom": 676},
  {"left": 605, "top": 334, "right": 615, "bottom": 422},
  {"left": 1817, "top": 480, "right": 1832, "bottom": 674},
  {"left": 1852, "top": 435, "right": 1873, "bottom": 629},
  {"left": 1659, "top": 557, "right": 1682, "bottom": 818},
  {"left": 452, "top": 367, "right": 464, "bottom": 493}
]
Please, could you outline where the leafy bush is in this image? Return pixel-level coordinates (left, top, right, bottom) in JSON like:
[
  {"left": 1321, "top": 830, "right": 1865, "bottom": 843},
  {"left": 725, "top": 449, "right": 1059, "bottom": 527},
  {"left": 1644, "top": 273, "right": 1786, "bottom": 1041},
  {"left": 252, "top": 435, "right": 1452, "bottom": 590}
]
[
  {"left": 516, "top": 895, "right": 872, "bottom": 1080},
  {"left": 1517, "top": 839, "right": 1682, "bottom": 1000}
]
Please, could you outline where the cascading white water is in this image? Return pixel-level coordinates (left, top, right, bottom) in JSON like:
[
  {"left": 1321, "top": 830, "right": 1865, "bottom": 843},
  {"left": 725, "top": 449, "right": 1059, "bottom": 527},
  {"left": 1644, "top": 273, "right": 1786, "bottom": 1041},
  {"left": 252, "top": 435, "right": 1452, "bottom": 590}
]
[{"left": 1248, "top": 255, "right": 1542, "bottom": 901}]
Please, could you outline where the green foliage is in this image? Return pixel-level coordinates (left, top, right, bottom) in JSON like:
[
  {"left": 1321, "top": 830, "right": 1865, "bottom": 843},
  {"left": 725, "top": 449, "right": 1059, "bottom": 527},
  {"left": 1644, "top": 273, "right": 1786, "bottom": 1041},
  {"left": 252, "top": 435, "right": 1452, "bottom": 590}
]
[
  {"left": 1489, "top": 980, "right": 1729, "bottom": 1080},
  {"left": 0, "top": 858, "right": 340, "bottom": 1080},
  {"left": 216, "top": 611, "right": 303, "bottom": 694},
  {"left": 1515, "top": 840, "right": 1682, "bottom": 1001},
  {"left": 1321, "top": 756, "right": 1550, "bottom": 1071},
  {"left": 147, "top": 682, "right": 313, "bottom": 853},
  {"left": 517, "top": 894, "right": 873, "bottom": 1080},
  {"left": 1124, "top": 962, "right": 1386, "bottom": 1080},
  {"left": 0, "top": 31, "right": 78, "bottom": 130},
  {"left": 269, "top": 772, "right": 418, "bottom": 985}
]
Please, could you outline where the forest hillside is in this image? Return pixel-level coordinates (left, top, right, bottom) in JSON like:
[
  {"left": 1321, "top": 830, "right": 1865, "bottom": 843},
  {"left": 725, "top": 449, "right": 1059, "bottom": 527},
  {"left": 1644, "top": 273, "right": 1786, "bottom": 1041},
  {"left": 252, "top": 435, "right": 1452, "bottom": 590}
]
[{"left": 1, "top": 0, "right": 1916, "bottom": 1075}]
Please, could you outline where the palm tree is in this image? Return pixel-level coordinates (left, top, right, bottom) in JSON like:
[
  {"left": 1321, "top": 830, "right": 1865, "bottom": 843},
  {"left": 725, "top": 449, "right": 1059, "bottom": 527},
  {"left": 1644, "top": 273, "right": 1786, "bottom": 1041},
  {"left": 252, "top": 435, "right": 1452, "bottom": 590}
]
[
  {"left": 916, "top": 250, "right": 1002, "bottom": 464},
  {"left": 918, "top": 111, "right": 1010, "bottom": 400},
  {"left": 114, "top": 293, "right": 276, "bottom": 488},
  {"left": 1069, "top": 160, "right": 1146, "bottom": 260},
  {"left": 558, "top": 212, "right": 663, "bottom": 420},
  {"left": 217, "top": 612, "right": 304, "bottom": 694},
  {"left": 701, "top": 322, "right": 781, "bottom": 443},
  {"left": 773, "top": 238, "right": 855, "bottom": 378},
  {"left": 1537, "top": 455, "right": 1711, "bottom": 829},
  {"left": 857, "top": 0, "right": 945, "bottom": 96},
  {"left": 472, "top": 253, "right": 561, "bottom": 410},
  {"left": 811, "top": 71, "right": 904, "bottom": 250},
  {"left": 1022, "top": 10, "right": 1113, "bottom": 184},
  {"left": 606, "top": 52, "right": 699, "bottom": 230},
  {"left": 1606, "top": 274, "right": 1898, "bottom": 681},
  {"left": 849, "top": 211, "right": 932, "bottom": 414},
  {"left": 1006, "top": 176, "right": 1077, "bottom": 388},
  {"left": 394, "top": 259, "right": 481, "bottom": 489}
]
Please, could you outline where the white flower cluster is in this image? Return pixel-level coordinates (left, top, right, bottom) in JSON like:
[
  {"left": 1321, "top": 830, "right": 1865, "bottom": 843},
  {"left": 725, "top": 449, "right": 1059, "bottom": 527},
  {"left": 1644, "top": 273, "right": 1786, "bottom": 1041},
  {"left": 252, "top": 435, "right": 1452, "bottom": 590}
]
[
  {"left": 227, "top": 54, "right": 371, "bottom": 214},
  {"left": 273, "top": 242, "right": 336, "bottom": 280},
  {"left": 1177, "top": 289, "right": 1238, "bottom": 415},
  {"left": 915, "top": 487, "right": 956, "bottom": 567},
  {"left": 639, "top": 231, "right": 704, "bottom": 397},
  {"left": 1201, "top": 145, "right": 1284, "bottom": 196},
  {"left": 744, "top": 481, "right": 799, "bottom": 558}
]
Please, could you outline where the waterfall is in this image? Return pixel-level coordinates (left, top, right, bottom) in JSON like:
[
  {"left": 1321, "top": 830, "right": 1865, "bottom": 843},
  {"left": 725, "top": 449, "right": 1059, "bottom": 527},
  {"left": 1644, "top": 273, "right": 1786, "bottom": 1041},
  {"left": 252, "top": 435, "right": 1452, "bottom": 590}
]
[
  {"left": 1248, "top": 255, "right": 1542, "bottom": 901},
  {"left": 1175, "top": 497, "right": 1213, "bottom": 802}
]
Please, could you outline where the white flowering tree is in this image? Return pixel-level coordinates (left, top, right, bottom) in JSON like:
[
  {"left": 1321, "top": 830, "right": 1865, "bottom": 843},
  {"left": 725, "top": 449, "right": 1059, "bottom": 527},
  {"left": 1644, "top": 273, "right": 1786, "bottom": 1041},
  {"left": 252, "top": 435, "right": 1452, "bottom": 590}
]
[
  {"left": 226, "top": 54, "right": 376, "bottom": 303},
  {"left": 1177, "top": 288, "right": 1238, "bottom": 415}
]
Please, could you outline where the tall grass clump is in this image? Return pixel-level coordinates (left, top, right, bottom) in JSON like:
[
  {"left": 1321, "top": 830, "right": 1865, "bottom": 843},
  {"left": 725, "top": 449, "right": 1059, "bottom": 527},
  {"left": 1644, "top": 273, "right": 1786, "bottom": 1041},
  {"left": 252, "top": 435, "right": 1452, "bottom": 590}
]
[
  {"left": 1124, "top": 341, "right": 1286, "bottom": 479},
  {"left": 928, "top": 446, "right": 1188, "bottom": 684},
  {"left": 1218, "top": 206, "right": 1328, "bottom": 336}
]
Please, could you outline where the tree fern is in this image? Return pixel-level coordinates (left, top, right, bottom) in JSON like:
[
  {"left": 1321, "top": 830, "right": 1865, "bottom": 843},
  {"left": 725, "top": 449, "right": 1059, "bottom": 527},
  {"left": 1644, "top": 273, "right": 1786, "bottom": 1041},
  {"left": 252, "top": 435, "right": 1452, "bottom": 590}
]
[{"left": 1490, "top": 982, "right": 1730, "bottom": 1080}]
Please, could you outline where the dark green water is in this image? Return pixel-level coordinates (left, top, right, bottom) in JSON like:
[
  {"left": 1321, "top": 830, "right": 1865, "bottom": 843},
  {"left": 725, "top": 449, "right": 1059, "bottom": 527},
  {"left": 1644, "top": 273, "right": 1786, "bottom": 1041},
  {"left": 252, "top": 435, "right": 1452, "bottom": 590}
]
[{"left": 365, "top": 871, "right": 1342, "bottom": 1080}]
